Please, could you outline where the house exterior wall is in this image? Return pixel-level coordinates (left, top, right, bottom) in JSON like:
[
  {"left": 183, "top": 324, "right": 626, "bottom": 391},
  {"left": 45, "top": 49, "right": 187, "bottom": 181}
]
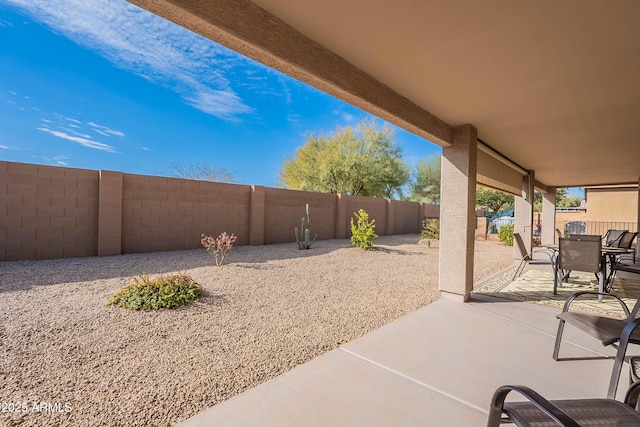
[{"left": 586, "top": 188, "right": 638, "bottom": 223}]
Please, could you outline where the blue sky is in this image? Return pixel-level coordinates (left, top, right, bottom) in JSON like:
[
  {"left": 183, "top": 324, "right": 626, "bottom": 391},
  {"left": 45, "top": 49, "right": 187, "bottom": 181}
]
[{"left": 0, "top": 0, "right": 440, "bottom": 188}]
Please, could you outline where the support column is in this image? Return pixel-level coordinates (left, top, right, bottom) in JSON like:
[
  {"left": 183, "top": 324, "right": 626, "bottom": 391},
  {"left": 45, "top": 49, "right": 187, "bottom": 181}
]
[
  {"left": 249, "top": 185, "right": 265, "bottom": 245},
  {"left": 98, "top": 170, "right": 123, "bottom": 256},
  {"left": 542, "top": 187, "right": 557, "bottom": 244},
  {"left": 439, "top": 125, "right": 477, "bottom": 302},
  {"left": 514, "top": 172, "right": 535, "bottom": 259}
]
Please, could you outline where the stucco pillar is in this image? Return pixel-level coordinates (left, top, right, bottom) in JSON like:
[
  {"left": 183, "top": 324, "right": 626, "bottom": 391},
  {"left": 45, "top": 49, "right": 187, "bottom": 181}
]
[
  {"left": 542, "top": 188, "right": 557, "bottom": 244},
  {"left": 439, "top": 125, "right": 477, "bottom": 302},
  {"left": 514, "top": 172, "right": 535, "bottom": 259}
]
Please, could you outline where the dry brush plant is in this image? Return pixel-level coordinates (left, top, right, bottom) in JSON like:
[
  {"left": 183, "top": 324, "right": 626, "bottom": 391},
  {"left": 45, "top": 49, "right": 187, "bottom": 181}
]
[{"left": 201, "top": 232, "right": 238, "bottom": 266}]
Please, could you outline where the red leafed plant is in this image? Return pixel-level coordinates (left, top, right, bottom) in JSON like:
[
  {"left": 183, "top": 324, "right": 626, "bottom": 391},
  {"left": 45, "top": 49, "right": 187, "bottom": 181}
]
[{"left": 201, "top": 232, "right": 238, "bottom": 266}]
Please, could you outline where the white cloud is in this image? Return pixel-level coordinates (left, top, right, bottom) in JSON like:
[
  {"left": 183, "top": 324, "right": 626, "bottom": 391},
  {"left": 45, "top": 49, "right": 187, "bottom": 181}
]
[
  {"left": 186, "top": 90, "right": 252, "bottom": 121},
  {"left": 342, "top": 113, "right": 355, "bottom": 122},
  {"left": 33, "top": 154, "right": 72, "bottom": 166},
  {"left": 61, "top": 127, "right": 92, "bottom": 139},
  {"left": 0, "top": 145, "right": 8, "bottom": 149},
  {"left": 331, "top": 109, "right": 356, "bottom": 123},
  {"left": 87, "top": 122, "right": 125, "bottom": 137},
  {"left": 5, "top": 0, "right": 254, "bottom": 120},
  {"left": 37, "top": 127, "right": 115, "bottom": 152}
]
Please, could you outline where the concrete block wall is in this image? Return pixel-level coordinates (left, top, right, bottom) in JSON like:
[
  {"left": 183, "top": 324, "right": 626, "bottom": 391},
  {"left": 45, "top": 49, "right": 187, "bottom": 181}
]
[
  {"left": 0, "top": 161, "right": 441, "bottom": 261},
  {"left": 121, "top": 174, "right": 251, "bottom": 253},
  {"left": 344, "top": 195, "right": 388, "bottom": 237},
  {"left": 0, "top": 161, "right": 99, "bottom": 261},
  {"left": 422, "top": 203, "right": 441, "bottom": 219},
  {"left": 391, "top": 200, "right": 421, "bottom": 235},
  {"left": 263, "top": 188, "right": 337, "bottom": 244}
]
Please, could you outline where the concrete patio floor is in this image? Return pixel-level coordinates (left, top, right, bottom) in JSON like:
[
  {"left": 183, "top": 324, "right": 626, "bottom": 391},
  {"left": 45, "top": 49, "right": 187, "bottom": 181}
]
[{"left": 177, "top": 295, "right": 640, "bottom": 426}]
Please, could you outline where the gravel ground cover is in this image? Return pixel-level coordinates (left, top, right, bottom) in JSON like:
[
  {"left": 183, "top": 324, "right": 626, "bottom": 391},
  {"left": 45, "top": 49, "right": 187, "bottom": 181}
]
[{"left": 0, "top": 235, "right": 513, "bottom": 426}]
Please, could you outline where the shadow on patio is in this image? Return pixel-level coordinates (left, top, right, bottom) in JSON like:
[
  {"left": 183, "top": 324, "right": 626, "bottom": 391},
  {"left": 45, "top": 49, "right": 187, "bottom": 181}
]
[{"left": 177, "top": 278, "right": 640, "bottom": 426}]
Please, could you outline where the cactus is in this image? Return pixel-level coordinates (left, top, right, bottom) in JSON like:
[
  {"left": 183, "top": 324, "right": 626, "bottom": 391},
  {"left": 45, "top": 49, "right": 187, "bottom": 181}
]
[{"left": 295, "top": 203, "right": 317, "bottom": 250}]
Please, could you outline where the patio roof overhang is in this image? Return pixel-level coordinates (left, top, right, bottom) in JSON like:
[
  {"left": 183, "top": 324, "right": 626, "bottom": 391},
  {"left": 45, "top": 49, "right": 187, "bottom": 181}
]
[{"left": 129, "top": 0, "right": 640, "bottom": 189}]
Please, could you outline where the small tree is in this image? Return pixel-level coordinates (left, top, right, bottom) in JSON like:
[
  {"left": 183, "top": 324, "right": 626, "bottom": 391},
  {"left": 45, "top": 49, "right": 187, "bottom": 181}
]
[
  {"left": 476, "top": 185, "right": 514, "bottom": 215},
  {"left": 350, "top": 209, "right": 378, "bottom": 250},
  {"left": 280, "top": 120, "right": 410, "bottom": 198},
  {"left": 410, "top": 155, "right": 441, "bottom": 203}
]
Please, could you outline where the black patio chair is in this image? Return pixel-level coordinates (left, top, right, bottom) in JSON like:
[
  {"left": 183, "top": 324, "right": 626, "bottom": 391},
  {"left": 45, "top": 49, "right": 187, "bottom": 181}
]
[
  {"left": 487, "top": 382, "right": 640, "bottom": 426},
  {"left": 512, "top": 233, "right": 556, "bottom": 280},
  {"left": 615, "top": 243, "right": 640, "bottom": 276},
  {"left": 555, "top": 228, "right": 563, "bottom": 242},
  {"left": 605, "top": 232, "right": 638, "bottom": 290},
  {"left": 552, "top": 289, "right": 640, "bottom": 398},
  {"left": 604, "top": 229, "right": 629, "bottom": 247},
  {"left": 617, "top": 231, "right": 638, "bottom": 250}
]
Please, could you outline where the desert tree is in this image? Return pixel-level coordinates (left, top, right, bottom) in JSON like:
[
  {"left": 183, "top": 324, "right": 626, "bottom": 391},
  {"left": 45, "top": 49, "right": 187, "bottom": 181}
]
[{"left": 280, "top": 120, "right": 410, "bottom": 199}]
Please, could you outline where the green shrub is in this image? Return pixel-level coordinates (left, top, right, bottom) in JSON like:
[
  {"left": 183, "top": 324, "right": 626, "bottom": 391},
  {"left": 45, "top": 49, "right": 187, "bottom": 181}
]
[
  {"left": 108, "top": 273, "right": 202, "bottom": 310},
  {"left": 350, "top": 209, "right": 378, "bottom": 250},
  {"left": 498, "top": 224, "right": 514, "bottom": 246},
  {"left": 421, "top": 218, "right": 440, "bottom": 240}
]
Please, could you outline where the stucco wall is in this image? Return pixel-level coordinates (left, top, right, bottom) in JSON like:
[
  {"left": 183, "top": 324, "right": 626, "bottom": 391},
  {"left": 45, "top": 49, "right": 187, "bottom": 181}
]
[{"left": 586, "top": 188, "right": 638, "bottom": 223}]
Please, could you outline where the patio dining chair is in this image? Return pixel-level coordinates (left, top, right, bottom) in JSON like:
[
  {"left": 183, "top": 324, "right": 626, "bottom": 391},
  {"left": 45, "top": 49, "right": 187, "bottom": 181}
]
[
  {"left": 609, "top": 238, "right": 640, "bottom": 289},
  {"left": 552, "top": 236, "right": 601, "bottom": 295},
  {"left": 512, "top": 233, "right": 556, "bottom": 280},
  {"left": 604, "top": 229, "right": 629, "bottom": 247},
  {"left": 617, "top": 231, "right": 638, "bottom": 250},
  {"left": 487, "top": 382, "right": 640, "bottom": 426},
  {"left": 615, "top": 242, "right": 640, "bottom": 273},
  {"left": 553, "top": 290, "right": 640, "bottom": 398},
  {"left": 603, "top": 232, "right": 638, "bottom": 290},
  {"left": 555, "top": 228, "right": 563, "bottom": 242}
]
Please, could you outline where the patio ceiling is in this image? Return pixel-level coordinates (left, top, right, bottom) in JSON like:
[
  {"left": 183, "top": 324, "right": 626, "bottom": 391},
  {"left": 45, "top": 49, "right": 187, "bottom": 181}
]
[{"left": 129, "top": 0, "right": 640, "bottom": 189}]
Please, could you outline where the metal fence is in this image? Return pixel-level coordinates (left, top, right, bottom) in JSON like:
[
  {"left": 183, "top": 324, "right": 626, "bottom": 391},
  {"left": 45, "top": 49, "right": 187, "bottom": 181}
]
[{"left": 556, "top": 220, "right": 638, "bottom": 238}]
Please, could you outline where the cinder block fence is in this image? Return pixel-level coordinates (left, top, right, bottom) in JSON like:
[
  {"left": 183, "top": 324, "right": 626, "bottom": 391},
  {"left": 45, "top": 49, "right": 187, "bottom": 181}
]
[{"left": 0, "top": 161, "right": 439, "bottom": 261}]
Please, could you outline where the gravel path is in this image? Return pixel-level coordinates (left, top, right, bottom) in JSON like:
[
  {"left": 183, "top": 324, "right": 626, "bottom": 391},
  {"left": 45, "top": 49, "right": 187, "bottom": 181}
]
[{"left": 0, "top": 235, "right": 513, "bottom": 426}]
